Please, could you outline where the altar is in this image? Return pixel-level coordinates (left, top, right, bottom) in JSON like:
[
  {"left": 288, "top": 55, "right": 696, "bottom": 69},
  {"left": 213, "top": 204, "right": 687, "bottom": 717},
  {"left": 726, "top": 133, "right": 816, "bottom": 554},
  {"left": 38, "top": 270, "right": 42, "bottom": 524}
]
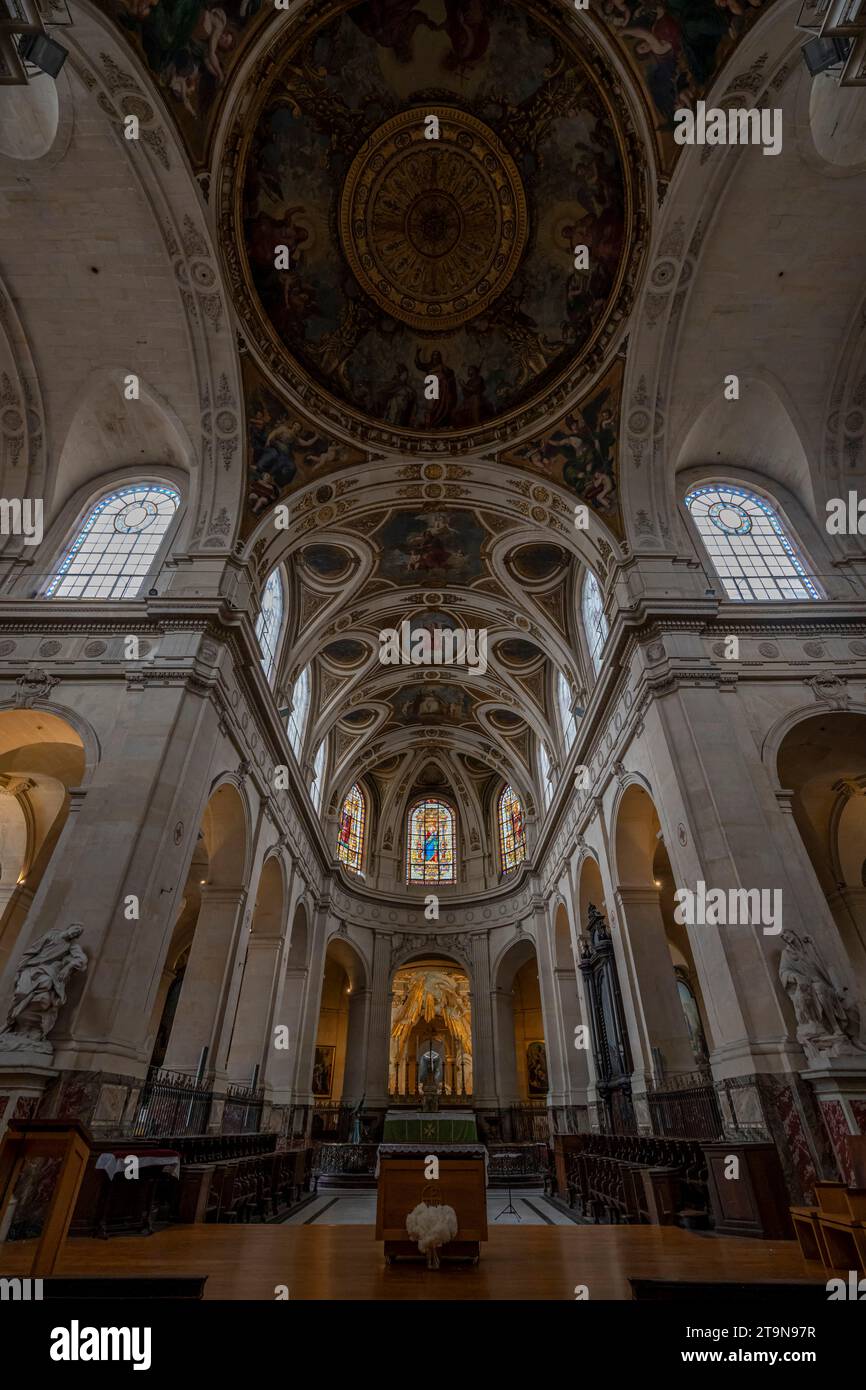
[{"left": 381, "top": 1109, "right": 478, "bottom": 1143}]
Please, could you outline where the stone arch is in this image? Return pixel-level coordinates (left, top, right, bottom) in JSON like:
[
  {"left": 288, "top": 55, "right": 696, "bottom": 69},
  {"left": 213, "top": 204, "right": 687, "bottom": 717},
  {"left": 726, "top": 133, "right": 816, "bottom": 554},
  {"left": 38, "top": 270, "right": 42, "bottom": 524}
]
[
  {"left": 553, "top": 899, "right": 574, "bottom": 970},
  {"left": 201, "top": 778, "right": 251, "bottom": 887},
  {"left": 313, "top": 935, "right": 370, "bottom": 1107},
  {"left": 577, "top": 851, "right": 607, "bottom": 932},
  {"left": 225, "top": 854, "right": 286, "bottom": 1082},
  {"left": 0, "top": 708, "right": 86, "bottom": 978},
  {"left": 611, "top": 780, "right": 702, "bottom": 1081},
  {"left": 161, "top": 778, "right": 251, "bottom": 1075},
  {"left": 14, "top": 5, "right": 246, "bottom": 566},
  {"left": 51, "top": 369, "right": 196, "bottom": 517},
  {"left": 388, "top": 950, "right": 474, "bottom": 1101},
  {"left": 776, "top": 710, "right": 866, "bottom": 1000},
  {"left": 492, "top": 935, "right": 546, "bottom": 1105},
  {"left": 287, "top": 898, "right": 311, "bottom": 971},
  {"left": 673, "top": 377, "right": 818, "bottom": 522},
  {"left": 619, "top": 4, "right": 845, "bottom": 557},
  {"left": 761, "top": 700, "right": 866, "bottom": 787},
  {"left": 0, "top": 278, "right": 48, "bottom": 521}
]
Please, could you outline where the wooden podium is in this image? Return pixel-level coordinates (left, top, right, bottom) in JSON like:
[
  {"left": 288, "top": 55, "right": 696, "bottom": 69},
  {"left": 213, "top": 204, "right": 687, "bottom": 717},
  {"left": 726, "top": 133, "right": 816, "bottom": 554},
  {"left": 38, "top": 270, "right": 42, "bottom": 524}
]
[
  {"left": 376, "top": 1149, "right": 488, "bottom": 1264},
  {"left": 0, "top": 1119, "right": 92, "bottom": 1276}
]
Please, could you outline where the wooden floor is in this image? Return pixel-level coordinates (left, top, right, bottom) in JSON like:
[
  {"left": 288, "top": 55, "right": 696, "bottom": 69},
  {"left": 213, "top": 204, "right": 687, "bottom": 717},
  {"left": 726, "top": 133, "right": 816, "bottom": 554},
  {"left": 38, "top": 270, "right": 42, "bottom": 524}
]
[{"left": 0, "top": 1223, "right": 823, "bottom": 1299}]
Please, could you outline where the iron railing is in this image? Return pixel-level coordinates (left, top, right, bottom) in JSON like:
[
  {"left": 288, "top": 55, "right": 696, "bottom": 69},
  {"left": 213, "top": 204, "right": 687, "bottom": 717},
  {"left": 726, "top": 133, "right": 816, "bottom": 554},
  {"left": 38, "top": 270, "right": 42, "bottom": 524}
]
[
  {"left": 131, "top": 1066, "right": 213, "bottom": 1138},
  {"left": 222, "top": 1082, "right": 264, "bottom": 1135},
  {"left": 313, "top": 1142, "right": 379, "bottom": 1178},
  {"left": 646, "top": 1072, "right": 724, "bottom": 1142}
]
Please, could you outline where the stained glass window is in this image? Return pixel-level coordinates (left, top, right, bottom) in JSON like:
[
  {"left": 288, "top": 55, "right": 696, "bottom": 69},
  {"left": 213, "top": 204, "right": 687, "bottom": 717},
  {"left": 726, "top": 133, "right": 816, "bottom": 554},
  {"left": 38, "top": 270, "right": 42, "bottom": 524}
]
[
  {"left": 557, "top": 670, "right": 578, "bottom": 748},
  {"left": 45, "top": 484, "right": 180, "bottom": 598},
  {"left": 287, "top": 667, "right": 310, "bottom": 756},
  {"left": 581, "top": 570, "right": 609, "bottom": 676},
  {"left": 311, "top": 740, "right": 326, "bottom": 812},
  {"left": 407, "top": 798, "right": 456, "bottom": 884},
  {"left": 256, "top": 568, "right": 284, "bottom": 685},
  {"left": 337, "top": 783, "right": 366, "bottom": 874},
  {"left": 498, "top": 784, "right": 526, "bottom": 873},
  {"left": 685, "top": 484, "right": 820, "bottom": 602},
  {"left": 539, "top": 742, "right": 552, "bottom": 808}
]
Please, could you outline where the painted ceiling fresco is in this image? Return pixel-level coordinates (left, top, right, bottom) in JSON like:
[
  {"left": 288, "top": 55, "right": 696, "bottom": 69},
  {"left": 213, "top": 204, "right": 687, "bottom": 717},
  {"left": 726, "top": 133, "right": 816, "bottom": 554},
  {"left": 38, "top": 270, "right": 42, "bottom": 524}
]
[
  {"left": 99, "top": 0, "right": 773, "bottom": 174},
  {"left": 224, "top": 0, "right": 646, "bottom": 453},
  {"left": 243, "top": 355, "right": 367, "bottom": 532},
  {"left": 501, "top": 356, "right": 624, "bottom": 535},
  {"left": 374, "top": 508, "right": 488, "bottom": 586}
]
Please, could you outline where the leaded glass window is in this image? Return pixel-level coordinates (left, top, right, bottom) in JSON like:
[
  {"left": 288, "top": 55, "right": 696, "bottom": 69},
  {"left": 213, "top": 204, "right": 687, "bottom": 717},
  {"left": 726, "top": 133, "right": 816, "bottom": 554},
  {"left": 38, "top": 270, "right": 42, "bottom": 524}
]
[
  {"left": 539, "top": 742, "right": 552, "bottom": 808},
  {"left": 287, "top": 667, "right": 310, "bottom": 756},
  {"left": 558, "top": 670, "right": 578, "bottom": 748},
  {"left": 337, "top": 783, "right": 366, "bottom": 874},
  {"left": 498, "top": 784, "right": 526, "bottom": 873},
  {"left": 685, "top": 484, "right": 820, "bottom": 602},
  {"left": 407, "top": 798, "right": 456, "bottom": 884},
  {"left": 581, "top": 570, "right": 609, "bottom": 676},
  {"left": 311, "top": 740, "right": 326, "bottom": 812},
  {"left": 256, "top": 568, "right": 284, "bottom": 685},
  {"left": 45, "top": 484, "right": 180, "bottom": 598}
]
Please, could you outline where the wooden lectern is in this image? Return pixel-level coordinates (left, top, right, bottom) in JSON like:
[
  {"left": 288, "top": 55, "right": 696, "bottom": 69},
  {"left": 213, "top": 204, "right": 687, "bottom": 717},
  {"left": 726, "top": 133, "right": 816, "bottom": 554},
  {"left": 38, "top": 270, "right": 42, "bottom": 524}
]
[{"left": 0, "top": 1119, "right": 92, "bottom": 1276}]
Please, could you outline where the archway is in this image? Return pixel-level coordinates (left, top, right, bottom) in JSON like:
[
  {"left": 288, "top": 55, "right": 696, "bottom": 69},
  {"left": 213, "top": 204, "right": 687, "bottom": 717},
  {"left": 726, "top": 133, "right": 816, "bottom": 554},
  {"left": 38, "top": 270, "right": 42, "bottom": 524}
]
[
  {"left": 613, "top": 783, "right": 698, "bottom": 1082},
  {"left": 777, "top": 711, "right": 866, "bottom": 998},
  {"left": 652, "top": 839, "right": 713, "bottom": 1068},
  {"left": 389, "top": 956, "right": 472, "bottom": 1101},
  {"left": 551, "top": 901, "right": 589, "bottom": 1114},
  {"left": 161, "top": 781, "right": 249, "bottom": 1076},
  {"left": 313, "top": 936, "right": 368, "bottom": 1108},
  {"left": 493, "top": 938, "right": 547, "bottom": 1109},
  {"left": 225, "top": 856, "right": 286, "bottom": 1084},
  {"left": 0, "top": 709, "right": 85, "bottom": 978}
]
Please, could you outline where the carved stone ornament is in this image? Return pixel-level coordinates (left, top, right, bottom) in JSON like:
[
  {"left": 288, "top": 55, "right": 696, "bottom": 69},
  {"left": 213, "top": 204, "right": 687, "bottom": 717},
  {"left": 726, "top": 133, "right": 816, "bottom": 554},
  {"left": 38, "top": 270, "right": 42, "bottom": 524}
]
[
  {"left": 0, "top": 926, "right": 88, "bottom": 1053},
  {"left": 778, "top": 930, "right": 866, "bottom": 1063}
]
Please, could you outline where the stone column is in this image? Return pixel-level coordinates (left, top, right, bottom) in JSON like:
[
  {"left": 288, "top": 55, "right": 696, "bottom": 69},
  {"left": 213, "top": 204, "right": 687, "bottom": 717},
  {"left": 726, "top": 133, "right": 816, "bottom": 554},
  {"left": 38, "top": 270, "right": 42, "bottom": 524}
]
[
  {"left": 163, "top": 886, "right": 247, "bottom": 1075},
  {"left": 362, "top": 931, "right": 393, "bottom": 1106},
  {"left": 553, "top": 966, "right": 590, "bottom": 1102},
  {"left": 491, "top": 988, "right": 520, "bottom": 1104},
  {"left": 533, "top": 908, "right": 575, "bottom": 1106},
  {"left": 290, "top": 902, "right": 332, "bottom": 1105},
  {"left": 341, "top": 986, "right": 371, "bottom": 1105},
  {"left": 642, "top": 681, "right": 850, "bottom": 1197},
  {"left": 613, "top": 886, "right": 696, "bottom": 1081},
  {"left": 469, "top": 931, "right": 497, "bottom": 1106},
  {"left": 225, "top": 932, "right": 283, "bottom": 1083},
  {"left": 260, "top": 866, "right": 305, "bottom": 1104}
]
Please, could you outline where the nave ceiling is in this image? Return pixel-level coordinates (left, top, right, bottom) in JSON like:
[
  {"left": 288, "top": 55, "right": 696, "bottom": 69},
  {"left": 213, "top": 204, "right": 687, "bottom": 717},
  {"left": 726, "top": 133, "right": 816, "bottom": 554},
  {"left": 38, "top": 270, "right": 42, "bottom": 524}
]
[{"left": 3, "top": 0, "right": 866, "bottom": 868}]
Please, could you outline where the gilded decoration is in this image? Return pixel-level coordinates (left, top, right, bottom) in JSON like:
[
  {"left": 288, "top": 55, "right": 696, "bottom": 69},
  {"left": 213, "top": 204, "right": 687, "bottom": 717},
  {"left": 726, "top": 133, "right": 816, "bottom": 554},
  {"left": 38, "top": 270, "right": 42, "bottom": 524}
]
[
  {"left": 218, "top": 0, "right": 651, "bottom": 455},
  {"left": 339, "top": 106, "right": 529, "bottom": 333}
]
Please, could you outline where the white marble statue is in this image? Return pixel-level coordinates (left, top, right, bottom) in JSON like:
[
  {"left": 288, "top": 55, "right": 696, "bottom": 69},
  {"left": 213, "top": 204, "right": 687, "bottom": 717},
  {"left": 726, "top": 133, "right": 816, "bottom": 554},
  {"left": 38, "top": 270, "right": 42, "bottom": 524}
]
[
  {"left": 0, "top": 925, "right": 88, "bottom": 1052},
  {"left": 778, "top": 930, "right": 865, "bottom": 1062}
]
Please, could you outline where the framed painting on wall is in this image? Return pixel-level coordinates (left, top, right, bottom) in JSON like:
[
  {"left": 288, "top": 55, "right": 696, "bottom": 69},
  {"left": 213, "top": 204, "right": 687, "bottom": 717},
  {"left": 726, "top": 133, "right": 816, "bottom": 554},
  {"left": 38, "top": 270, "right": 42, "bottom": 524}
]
[
  {"left": 312, "top": 1044, "right": 335, "bottom": 1098},
  {"left": 526, "top": 1040, "right": 548, "bottom": 1097}
]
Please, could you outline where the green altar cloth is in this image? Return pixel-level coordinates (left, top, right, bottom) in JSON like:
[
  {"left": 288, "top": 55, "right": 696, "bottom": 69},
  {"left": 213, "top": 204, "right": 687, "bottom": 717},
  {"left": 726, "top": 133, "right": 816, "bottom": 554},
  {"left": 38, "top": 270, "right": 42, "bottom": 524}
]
[{"left": 382, "top": 1111, "right": 478, "bottom": 1143}]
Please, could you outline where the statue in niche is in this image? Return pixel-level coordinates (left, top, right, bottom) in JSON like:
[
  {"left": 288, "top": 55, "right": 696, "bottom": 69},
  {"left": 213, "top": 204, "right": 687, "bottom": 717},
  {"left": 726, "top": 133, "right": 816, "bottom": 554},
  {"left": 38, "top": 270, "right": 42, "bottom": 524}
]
[
  {"left": 778, "top": 931, "right": 865, "bottom": 1061},
  {"left": 0, "top": 926, "right": 88, "bottom": 1052}
]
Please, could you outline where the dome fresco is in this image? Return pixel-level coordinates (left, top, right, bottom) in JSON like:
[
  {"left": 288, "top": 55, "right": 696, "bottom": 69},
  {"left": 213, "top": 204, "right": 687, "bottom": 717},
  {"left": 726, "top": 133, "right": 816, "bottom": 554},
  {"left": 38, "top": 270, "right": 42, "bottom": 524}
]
[{"left": 223, "top": 0, "right": 648, "bottom": 453}]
